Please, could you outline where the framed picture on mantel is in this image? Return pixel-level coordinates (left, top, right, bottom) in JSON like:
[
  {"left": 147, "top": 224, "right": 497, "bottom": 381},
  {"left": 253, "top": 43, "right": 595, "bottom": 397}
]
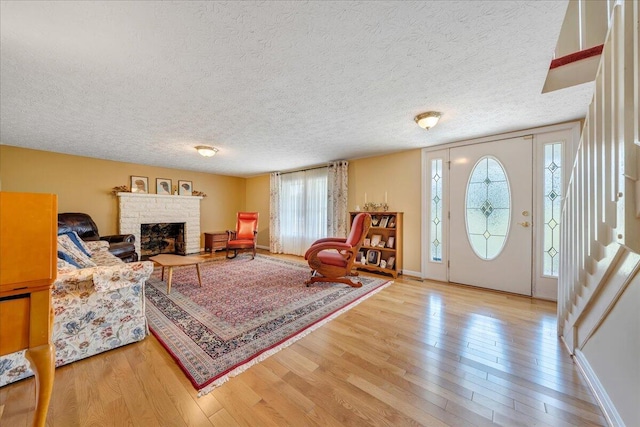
[
  {"left": 130, "top": 176, "right": 148, "bottom": 194},
  {"left": 156, "top": 178, "right": 172, "bottom": 195},
  {"left": 178, "top": 180, "right": 193, "bottom": 196}
]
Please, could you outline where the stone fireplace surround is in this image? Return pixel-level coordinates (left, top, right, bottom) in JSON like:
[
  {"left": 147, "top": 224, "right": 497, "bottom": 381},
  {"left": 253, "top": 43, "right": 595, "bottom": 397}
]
[{"left": 117, "top": 192, "right": 203, "bottom": 257}]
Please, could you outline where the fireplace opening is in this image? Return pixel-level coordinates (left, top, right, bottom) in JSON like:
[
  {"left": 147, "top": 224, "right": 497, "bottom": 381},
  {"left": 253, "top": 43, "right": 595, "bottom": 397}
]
[{"left": 141, "top": 223, "right": 186, "bottom": 259}]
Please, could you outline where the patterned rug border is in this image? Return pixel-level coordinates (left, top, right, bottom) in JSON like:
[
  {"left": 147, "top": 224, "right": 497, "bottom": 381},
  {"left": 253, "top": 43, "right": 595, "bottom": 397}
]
[{"left": 145, "top": 254, "right": 392, "bottom": 397}]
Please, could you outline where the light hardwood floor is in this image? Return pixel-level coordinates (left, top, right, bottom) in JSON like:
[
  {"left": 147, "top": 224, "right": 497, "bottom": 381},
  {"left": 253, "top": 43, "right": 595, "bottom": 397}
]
[{"left": 0, "top": 252, "right": 607, "bottom": 426}]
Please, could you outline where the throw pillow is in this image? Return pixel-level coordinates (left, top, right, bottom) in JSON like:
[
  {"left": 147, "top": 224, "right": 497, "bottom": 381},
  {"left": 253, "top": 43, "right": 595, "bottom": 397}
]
[
  {"left": 57, "top": 250, "right": 81, "bottom": 268},
  {"left": 58, "top": 234, "right": 97, "bottom": 268},
  {"left": 57, "top": 257, "right": 79, "bottom": 273},
  {"left": 57, "top": 231, "right": 92, "bottom": 257}
]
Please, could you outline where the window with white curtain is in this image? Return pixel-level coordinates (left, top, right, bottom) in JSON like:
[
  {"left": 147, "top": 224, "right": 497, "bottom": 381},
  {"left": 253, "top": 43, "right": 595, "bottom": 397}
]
[{"left": 279, "top": 167, "right": 328, "bottom": 255}]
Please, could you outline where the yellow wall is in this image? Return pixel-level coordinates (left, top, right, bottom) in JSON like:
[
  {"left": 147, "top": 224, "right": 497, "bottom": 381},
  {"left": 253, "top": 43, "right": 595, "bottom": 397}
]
[
  {"left": 0, "top": 145, "right": 424, "bottom": 272},
  {"left": 349, "top": 149, "right": 422, "bottom": 274},
  {"left": 0, "top": 146, "right": 246, "bottom": 247}
]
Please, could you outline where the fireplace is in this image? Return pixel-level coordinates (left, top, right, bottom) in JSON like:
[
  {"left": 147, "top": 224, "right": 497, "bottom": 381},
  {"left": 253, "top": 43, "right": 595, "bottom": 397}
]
[
  {"left": 117, "top": 192, "right": 203, "bottom": 256},
  {"left": 141, "top": 222, "right": 186, "bottom": 258}
]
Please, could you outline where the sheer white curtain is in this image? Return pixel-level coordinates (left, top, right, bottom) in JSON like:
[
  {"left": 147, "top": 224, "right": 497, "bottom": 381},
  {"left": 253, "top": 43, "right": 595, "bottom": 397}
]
[
  {"left": 270, "top": 167, "right": 328, "bottom": 255},
  {"left": 270, "top": 162, "right": 349, "bottom": 256}
]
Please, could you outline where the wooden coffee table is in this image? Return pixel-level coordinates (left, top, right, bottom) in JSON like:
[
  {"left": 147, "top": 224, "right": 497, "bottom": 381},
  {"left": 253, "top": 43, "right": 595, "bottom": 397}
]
[{"left": 149, "top": 254, "right": 203, "bottom": 294}]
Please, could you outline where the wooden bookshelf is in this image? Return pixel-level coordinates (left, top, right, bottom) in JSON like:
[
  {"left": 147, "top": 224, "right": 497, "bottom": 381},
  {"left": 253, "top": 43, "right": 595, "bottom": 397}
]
[{"left": 351, "top": 211, "right": 403, "bottom": 278}]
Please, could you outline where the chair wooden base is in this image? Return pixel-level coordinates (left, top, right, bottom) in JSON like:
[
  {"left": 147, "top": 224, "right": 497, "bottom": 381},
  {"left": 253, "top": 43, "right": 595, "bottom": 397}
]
[
  {"left": 305, "top": 271, "right": 362, "bottom": 288},
  {"left": 226, "top": 247, "right": 256, "bottom": 259}
]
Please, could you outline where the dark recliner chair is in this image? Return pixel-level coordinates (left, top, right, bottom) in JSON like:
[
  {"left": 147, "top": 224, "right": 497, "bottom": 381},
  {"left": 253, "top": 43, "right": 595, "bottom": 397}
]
[{"left": 58, "top": 212, "right": 139, "bottom": 263}]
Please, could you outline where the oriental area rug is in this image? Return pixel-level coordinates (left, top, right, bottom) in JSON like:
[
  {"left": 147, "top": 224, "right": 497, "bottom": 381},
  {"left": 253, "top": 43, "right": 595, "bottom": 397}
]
[{"left": 144, "top": 254, "right": 391, "bottom": 396}]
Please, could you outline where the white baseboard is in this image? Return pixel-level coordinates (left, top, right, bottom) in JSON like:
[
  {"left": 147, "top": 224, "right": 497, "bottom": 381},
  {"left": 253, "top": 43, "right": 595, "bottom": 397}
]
[
  {"left": 573, "top": 349, "right": 624, "bottom": 427},
  {"left": 402, "top": 269, "right": 422, "bottom": 279},
  {"left": 256, "top": 244, "right": 270, "bottom": 251}
]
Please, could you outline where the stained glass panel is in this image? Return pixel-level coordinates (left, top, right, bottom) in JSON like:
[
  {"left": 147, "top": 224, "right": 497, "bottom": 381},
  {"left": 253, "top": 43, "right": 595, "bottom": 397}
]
[
  {"left": 430, "top": 159, "right": 443, "bottom": 262},
  {"left": 543, "top": 143, "right": 562, "bottom": 276},
  {"left": 465, "top": 157, "right": 510, "bottom": 260}
]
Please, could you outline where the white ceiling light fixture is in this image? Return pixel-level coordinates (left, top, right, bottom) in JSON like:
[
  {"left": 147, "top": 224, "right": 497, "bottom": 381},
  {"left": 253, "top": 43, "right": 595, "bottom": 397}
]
[
  {"left": 195, "top": 145, "right": 219, "bottom": 157},
  {"left": 414, "top": 111, "right": 442, "bottom": 130}
]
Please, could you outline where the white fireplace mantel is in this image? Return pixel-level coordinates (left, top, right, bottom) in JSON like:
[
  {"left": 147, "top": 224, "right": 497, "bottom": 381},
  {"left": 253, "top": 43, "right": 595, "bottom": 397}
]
[{"left": 117, "top": 192, "right": 203, "bottom": 256}]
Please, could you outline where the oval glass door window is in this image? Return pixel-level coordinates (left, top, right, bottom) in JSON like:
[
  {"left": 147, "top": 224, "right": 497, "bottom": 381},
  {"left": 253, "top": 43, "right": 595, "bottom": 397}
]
[{"left": 465, "top": 156, "right": 511, "bottom": 260}]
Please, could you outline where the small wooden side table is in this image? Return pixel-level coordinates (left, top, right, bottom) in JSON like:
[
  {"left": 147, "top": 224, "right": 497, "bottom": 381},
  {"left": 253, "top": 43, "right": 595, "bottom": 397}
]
[
  {"left": 204, "top": 231, "right": 228, "bottom": 253},
  {"left": 149, "top": 254, "right": 203, "bottom": 294}
]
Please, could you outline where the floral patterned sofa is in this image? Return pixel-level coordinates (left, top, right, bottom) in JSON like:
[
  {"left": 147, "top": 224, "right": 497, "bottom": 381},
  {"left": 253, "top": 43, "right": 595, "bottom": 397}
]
[{"left": 0, "top": 239, "right": 154, "bottom": 387}]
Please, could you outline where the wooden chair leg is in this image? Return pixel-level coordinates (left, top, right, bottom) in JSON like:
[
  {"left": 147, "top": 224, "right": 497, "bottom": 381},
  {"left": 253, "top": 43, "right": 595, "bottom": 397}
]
[
  {"left": 305, "top": 274, "right": 362, "bottom": 288},
  {"left": 195, "top": 263, "right": 202, "bottom": 287}
]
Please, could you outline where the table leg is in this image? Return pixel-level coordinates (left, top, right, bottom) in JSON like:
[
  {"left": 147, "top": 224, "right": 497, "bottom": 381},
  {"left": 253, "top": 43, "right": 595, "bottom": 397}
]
[
  {"left": 196, "top": 263, "right": 202, "bottom": 287},
  {"left": 25, "top": 343, "right": 55, "bottom": 427},
  {"left": 167, "top": 267, "right": 173, "bottom": 294},
  {"left": 161, "top": 266, "right": 165, "bottom": 281}
]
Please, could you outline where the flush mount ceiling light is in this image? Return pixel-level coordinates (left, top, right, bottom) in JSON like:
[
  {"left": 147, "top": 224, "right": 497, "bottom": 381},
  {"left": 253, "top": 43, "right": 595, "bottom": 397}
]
[
  {"left": 414, "top": 111, "right": 442, "bottom": 130},
  {"left": 195, "top": 145, "right": 218, "bottom": 157}
]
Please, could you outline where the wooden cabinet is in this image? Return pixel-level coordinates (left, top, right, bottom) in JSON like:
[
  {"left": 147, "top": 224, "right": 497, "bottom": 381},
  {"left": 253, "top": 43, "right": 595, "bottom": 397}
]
[
  {"left": 351, "top": 211, "right": 403, "bottom": 278},
  {"left": 204, "top": 231, "right": 228, "bottom": 252},
  {"left": 0, "top": 192, "right": 57, "bottom": 427}
]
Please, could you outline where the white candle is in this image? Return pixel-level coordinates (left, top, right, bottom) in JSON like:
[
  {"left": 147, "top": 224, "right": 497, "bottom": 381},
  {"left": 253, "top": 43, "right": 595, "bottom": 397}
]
[
  {"left": 385, "top": 192, "right": 388, "bottom": 203},
  {"left": 364, "top": 192, "right": 367, "bottom": 204}
]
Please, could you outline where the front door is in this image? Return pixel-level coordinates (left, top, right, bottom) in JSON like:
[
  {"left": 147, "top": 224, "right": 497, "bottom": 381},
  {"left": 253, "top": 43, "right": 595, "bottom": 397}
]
[{"left": 449, "top": 137, "right": 533, "bottom": 295}]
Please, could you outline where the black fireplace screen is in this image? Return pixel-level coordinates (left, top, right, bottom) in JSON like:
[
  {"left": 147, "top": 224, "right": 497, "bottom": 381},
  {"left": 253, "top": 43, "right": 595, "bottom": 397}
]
[{"left": 140, "top": 223, "right": 186, "bottom": 258}]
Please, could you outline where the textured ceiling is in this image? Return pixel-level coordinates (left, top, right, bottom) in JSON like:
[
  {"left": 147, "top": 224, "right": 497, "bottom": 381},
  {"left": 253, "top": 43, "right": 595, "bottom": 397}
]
[{"left": 0, "top": 1, "right": 593, "bottom": 177}]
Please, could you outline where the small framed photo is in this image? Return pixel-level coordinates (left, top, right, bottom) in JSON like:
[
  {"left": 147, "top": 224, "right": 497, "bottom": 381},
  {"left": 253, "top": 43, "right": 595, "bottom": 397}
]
[
  {"left": 387, "top": 256, "right": 396, "bottom": 269},
  {"left": 364, "top": 238, "right": 371, "bottom": 247},
  {"left": 366, "top": 250, "right": 381, "bottom": 266},
  {"left": 387, "top": 236, "right": 395, "bottom": 249},
  {"left": 370, "top": 234, "right": 382, "bottom": 247},
  {"left": 178, "top": 180, "right": 193, "bottom": 196},
  {"left": 156, "top": 178, "right": 172, "bottom": 195},
  {"left": 130, "top": 176, "right": 149, "bottom": 193},
  {"left": 377, "top": 241, "right": 386, "bottom": 248},
  {"left": 380, "top": 216, "right": 390, "bottom": 228},
  {"left": 371, "top": 216, "right": 381, "bottom": 227},
  {"left": 379, "top": 259, "right": 387, "bottom": 269},
  {"left": 388, "top": 217, "right": 396, "bottom": 228}
]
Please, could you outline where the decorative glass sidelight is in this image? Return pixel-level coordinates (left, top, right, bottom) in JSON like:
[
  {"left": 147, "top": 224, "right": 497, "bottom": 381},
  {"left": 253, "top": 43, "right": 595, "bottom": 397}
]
[
  {"left": 465, "top": 157, "right": 511, "bottom": 260},
  {"left": 430, "top": 159, "right": 443, "bottom": 262},
  {"left": 543, "top": 143, "right": 562, "bottom": 276}
]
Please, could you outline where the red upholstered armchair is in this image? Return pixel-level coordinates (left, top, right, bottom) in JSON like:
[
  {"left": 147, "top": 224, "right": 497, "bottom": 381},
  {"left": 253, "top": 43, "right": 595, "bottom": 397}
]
[
  {"left": 226, "top": 212, "right": 259, "bottom": 259},
  {"left": 304, "top": 212, "right": 372, "bottom": 287}
]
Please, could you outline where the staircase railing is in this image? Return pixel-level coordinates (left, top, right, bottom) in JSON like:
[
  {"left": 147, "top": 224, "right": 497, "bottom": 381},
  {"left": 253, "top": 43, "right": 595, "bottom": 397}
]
[{"left": 558, "top": 0, "right": 639, "bottom": 349}]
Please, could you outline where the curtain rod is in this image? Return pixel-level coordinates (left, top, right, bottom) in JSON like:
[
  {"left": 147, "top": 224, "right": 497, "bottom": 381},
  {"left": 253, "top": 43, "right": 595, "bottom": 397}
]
[
  {"left": 277, "top": 164, "right": 332, "bottom": 176},
  {"left": 276, "top": 160, "right": 347, "bottom": 176}
]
